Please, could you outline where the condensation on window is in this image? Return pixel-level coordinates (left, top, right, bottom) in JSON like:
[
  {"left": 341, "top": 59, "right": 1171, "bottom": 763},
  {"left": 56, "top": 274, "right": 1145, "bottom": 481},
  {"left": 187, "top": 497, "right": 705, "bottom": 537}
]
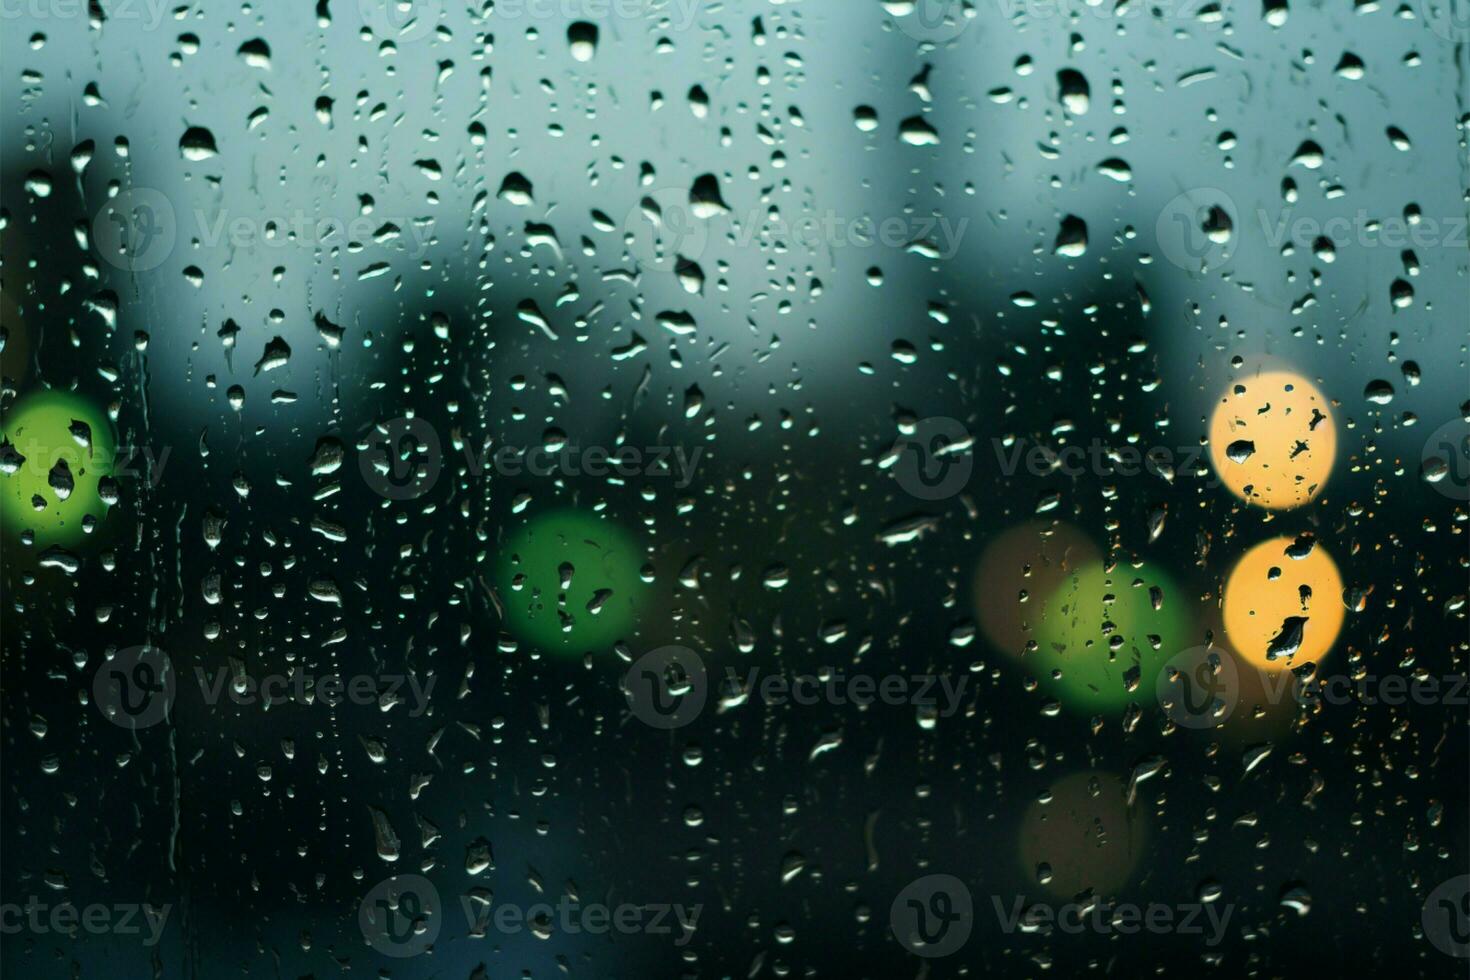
[{"left": 1, "top": 1, "right": 1467, "bottom": 976}]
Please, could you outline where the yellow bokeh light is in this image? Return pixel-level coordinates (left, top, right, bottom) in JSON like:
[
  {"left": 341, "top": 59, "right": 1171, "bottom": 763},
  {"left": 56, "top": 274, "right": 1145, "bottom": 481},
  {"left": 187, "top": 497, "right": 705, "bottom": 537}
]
[
  {"left": 1208, "top": 370, "right": 1335, "bottom": 509},
  {"left": 1222, "top": 536, "right": 1345, "bottom": 671}
]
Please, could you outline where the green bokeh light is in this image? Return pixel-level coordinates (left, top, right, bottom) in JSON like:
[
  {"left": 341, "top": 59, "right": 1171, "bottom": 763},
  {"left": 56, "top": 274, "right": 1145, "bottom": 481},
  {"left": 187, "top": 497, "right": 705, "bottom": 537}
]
[
  {"left": 496, "top": 509, "right": 645, "bottom": 655},
  {"left": 1031, "top": 561, "right": 1192, "bottom": 714},
  {"left": 1, "top": 390, "right": 115, "bottom": 547}
]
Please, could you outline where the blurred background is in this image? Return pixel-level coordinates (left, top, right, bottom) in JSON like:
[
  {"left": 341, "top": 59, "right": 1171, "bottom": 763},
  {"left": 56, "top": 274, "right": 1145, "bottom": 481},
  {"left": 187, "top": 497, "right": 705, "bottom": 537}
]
[{"left": 2, "top": 0, "right": 1468, "bottom": 976}]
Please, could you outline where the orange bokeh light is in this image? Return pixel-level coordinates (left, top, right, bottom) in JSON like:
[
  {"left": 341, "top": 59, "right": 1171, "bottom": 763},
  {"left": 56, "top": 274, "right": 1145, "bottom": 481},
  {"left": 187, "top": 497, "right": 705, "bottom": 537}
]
[
  {"left": 1208, "top": 370, "right": 1335, "bottom": 509},
  {"left": 1222, "top": 536, "right": 1345, "bottom": 671}
]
